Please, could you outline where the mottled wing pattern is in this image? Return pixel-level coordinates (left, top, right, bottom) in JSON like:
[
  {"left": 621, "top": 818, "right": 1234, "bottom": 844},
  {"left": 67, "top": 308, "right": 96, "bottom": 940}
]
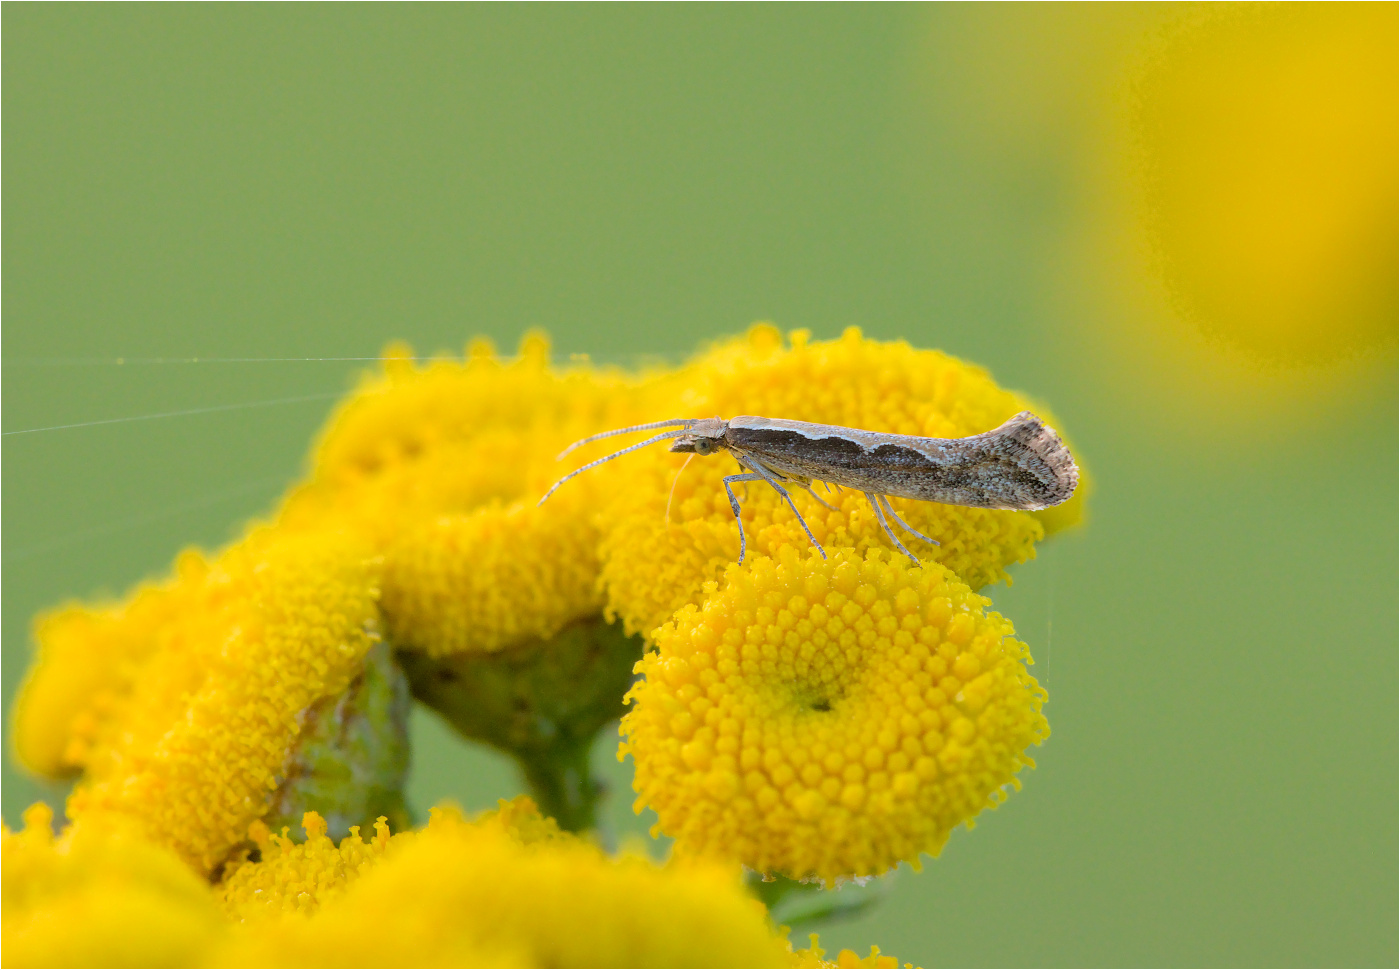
[{"left": 725, "top": 412, "right": 1077, "bottom": 510}]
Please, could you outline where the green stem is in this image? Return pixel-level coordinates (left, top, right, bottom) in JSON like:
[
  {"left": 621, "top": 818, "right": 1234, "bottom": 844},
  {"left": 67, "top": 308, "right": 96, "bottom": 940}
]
[
  {"left": 396, "top": 617, "right": 643, "bottom": 833},
  {"left": 516, "top": 738, "right": 601, "bottom": 834}
]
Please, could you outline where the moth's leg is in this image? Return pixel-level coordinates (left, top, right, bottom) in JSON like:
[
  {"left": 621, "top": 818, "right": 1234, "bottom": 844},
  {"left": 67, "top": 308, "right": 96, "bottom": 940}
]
[
  {"left": 734, "top": 458, "right": 753, "bottom": 500},
  {"left": 865, "top": 491, "right": 920, "bottom": 566},
  {"left": 801, "top": 482, "right": 840, "bottom": 512},
  {"left": 877, "top": 494, "right": 939, "bottom": 547},
  {"left": 747, "top": 458, "right": 827, "bottom": 560},
  {"left": 722, "top": 472, "right": 764, "bottom": 563}
]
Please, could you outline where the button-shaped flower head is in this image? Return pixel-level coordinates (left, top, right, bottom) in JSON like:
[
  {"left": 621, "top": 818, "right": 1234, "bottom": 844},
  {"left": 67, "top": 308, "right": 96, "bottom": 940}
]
[{"left": 623, "top": 546, "right": 1049, "bottom": 882}]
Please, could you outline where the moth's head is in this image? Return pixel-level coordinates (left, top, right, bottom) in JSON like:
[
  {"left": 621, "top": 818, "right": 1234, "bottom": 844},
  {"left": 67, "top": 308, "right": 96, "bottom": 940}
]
[{"left": 669, "top": 418, "right": 728, "bottom": 456}]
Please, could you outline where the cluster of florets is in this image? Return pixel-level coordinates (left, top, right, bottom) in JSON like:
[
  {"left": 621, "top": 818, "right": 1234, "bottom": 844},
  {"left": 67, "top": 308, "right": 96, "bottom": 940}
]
[
  {"left": 624, "top": 547, "right": 1047, "bottom": 882},
  {"left": 6, "top": 324, "right": 1082, "bottom": 967}
]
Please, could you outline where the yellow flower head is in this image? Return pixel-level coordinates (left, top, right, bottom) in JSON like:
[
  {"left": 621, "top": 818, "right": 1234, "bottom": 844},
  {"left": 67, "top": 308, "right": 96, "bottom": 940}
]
[
  {"left": 9, "top": 325, "right": 1077, "bottom": 945},
  {"left": 216, "top": 798, "right": 795, "bottom": 969},
  {"left": 7, "top": 798, "right": 904, "bottom": 969},
  {"left": 2, "top": 804, "right": 226, "bottom": 969},
  {"left": 281, "top": 333, "right": 652, "bottom": 657},
  {"left": 1133, "top": 3, "right": 1397, "bottom": 364},
  {"left": 622, "top": 546, "right": 1048, "bottom": 881},
  {"left": 11, "top": 549, "right": 214, "bottom": 779},
  {"left": 16, "top": 527, "right": 381, "bottom": 875},
  {"left": 219, "top": 796, "right": 563, "bottom": 921},
  {"left": 598, "top": 325, "right": 1083, "bottom": 639}
]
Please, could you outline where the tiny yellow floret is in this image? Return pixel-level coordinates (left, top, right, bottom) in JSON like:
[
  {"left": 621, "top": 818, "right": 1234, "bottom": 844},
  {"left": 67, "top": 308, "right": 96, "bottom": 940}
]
[{"left": 789, "top": 934, "right": 907, "bottom": 968}]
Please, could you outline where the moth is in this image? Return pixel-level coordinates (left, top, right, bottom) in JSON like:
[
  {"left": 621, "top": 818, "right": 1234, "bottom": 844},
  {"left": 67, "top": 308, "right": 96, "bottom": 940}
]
[{"left": 539, "top": 412, "right": 1078, "bottom": 564}]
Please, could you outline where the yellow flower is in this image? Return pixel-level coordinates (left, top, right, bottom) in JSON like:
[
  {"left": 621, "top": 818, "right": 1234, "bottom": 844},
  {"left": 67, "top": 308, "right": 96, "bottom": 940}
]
[
  {"left": 11, "top": 548, "right": 214, "bottom": 779},
  {"left": 7, "top": 798, "right": 902, "bottom": 968},
  {"left": 17, "top": 527, "right": 381, "bottom": 875},
  {"left": 282, "top": 333, "right": 652, "bottom": 658},
  {"left": 219, "top": 797, "right": 562, "bottom": 920},
  {"left": 622, "top": 546, "right": 1048, "bottom": 881},
  {"left": 2, "top": 804, "right": 226, "bottom": 968},
  {"left": 215, "top": 799, "right": 796, "bottom": 969},
  {"left": 1133, "top": 3, "right": 1396, "bottom": 364},
  {"left": 8, "top": 325, "right": 1075, "bottom": 956},
  {"left": 598, "top": 325, "right": 1084, "bottom": 639}
]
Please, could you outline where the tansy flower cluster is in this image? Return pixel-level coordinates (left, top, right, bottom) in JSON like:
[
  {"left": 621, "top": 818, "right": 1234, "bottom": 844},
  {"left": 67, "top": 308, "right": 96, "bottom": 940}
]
[{"left": 6, "top": 324, "right": 1084, "bottom": 966}]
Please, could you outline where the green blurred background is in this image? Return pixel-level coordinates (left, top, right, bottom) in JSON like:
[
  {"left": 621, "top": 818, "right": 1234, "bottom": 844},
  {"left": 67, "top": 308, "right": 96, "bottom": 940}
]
[{"left": 4, "top": 5, "right": 1395, "bottom": 966}]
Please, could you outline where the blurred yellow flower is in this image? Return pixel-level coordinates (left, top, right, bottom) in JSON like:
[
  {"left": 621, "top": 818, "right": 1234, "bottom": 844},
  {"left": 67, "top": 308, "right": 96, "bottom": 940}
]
[
  {"left": 1133, "top": 3, "right": 1397, "bottom": 364},
  {"left": 11, "top": 549, "right": 214, "bottom": 780},
  {"left": 598, "top": 325, "right": 1084, "bottom": 639},
  {"left": 2, "top": 804, "right": 226, "bottom": 968},
  {"left": 9, "top": 798, "right": 904, "bottom": 968},
  {"left": 215, "top": 798, "right": 796, "bottom": 968},
  {"left": 622, "top": 545, "right": 1047, "bottom": 881}
]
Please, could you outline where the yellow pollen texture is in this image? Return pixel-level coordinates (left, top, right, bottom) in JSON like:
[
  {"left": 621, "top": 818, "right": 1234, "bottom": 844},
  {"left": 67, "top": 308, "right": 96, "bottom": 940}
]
[
  {"left": 598, "top": 324, "right": 1084, "bottom": 639},
  {"left": 622, "top": 546, "right": 1048, "bottom": 881},
  {"left": 215, "top": 798, "right": 793, "bottom": 968},
  {"left": 218, "top": 811, "right": 394, "bottom": 920},
  {"left": 218, "top": 797, "right": 565, "bottom": 920},
  {"left": 11, "top": 549, "right": 215, "bottom": 780},
  {"left": 789, "top": 935, "right": 903, "bottom": 969}
]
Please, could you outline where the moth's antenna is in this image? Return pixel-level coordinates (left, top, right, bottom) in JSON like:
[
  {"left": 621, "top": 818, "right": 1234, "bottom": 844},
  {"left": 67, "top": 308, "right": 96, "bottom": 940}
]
[
  {"left": 664, "top": 453, "right": 696, "bottom": 525},
  {"left": 540, "top": 429, "right": 691, "bottom": 505},
  {"left": 556, "top": 419, "right": 697, "bottom": 460}
]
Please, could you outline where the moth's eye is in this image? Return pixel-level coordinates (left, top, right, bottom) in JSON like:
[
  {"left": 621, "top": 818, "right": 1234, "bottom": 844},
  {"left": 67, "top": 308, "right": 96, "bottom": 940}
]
[{"left": 695, "top": 439, "right": 713, "bottom": 455}]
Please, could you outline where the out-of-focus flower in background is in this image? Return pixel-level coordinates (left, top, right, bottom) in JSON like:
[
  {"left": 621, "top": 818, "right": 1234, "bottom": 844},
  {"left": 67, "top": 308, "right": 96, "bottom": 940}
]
[
  {"left": 1130, "top": 3, "right": 1396, "bottom": 367},
  {"left": 2, "top": 804, "right": 225, "bottom": 969},
  {"left": 908, "top": 3, "right": 1396, "bottom": 434}
]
